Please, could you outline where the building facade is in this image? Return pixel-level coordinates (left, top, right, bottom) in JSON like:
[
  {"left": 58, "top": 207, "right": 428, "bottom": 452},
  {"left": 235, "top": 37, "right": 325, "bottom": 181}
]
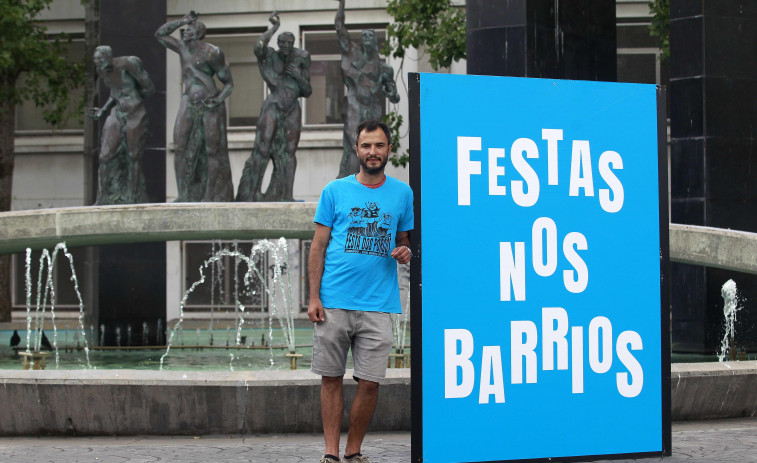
[{"left": 10, "top": 0, "right": 663, "bottom": 326}]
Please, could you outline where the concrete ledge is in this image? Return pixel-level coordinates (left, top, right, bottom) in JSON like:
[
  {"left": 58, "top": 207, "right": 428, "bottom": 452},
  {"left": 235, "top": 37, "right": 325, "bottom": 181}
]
[
  {"left": 0, "top": 203, "right": 317, "bottom": 254},
  {"left": 0, "top": 362, "right": 754, "bottom": 436},
  {"left": 671, "top": 361, "right": 757, "bottom": 420},
  {"left": 0, "top": 369, "right": 410, "bottom": 436},
  {"left": 669, "top": 223, "right": 757, "bottom": 275}
]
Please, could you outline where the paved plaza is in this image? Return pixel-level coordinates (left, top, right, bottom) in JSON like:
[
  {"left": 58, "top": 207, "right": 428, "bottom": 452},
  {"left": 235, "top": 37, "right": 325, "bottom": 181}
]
[{"left": 0, "top": 418, "right": 754, "bottom": 462}]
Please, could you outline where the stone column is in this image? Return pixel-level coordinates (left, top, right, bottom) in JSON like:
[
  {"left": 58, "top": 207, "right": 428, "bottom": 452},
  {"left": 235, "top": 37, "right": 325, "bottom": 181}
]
[
  {"left": 669, "top": 1, "right": 757, "bottom": 353},
  {"left": 466, "top": 0, "right": 616, "bottom": 81}
]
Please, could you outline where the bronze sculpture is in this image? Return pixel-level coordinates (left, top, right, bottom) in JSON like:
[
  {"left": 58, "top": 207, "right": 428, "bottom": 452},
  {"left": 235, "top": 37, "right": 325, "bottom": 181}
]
[
  {"left": 88, "top": 45, "right": 154, "bottom": 205},
  {"left": 236, "top": 11, "right": 312, "bottom": 202},
  {"left": 155, "top": 11, "right": 234, "bottom": 202},
  {"left": 335, "top": 0, "right": 400, "bottom": 178}
]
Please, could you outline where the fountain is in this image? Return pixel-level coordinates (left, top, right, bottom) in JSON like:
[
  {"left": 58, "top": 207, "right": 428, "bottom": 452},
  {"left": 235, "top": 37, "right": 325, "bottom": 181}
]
[
  {"left": 8, "top": 236, "right": 309, "bottom": 372},
  {"left": 718, "top": 279, "right": 743, "bottom": 362},
  {"left": 160, "top": 237, "right": 301, "bottom": 370},
  {"left": 18, "top": 243, "right": 90, "bottom": 370}
]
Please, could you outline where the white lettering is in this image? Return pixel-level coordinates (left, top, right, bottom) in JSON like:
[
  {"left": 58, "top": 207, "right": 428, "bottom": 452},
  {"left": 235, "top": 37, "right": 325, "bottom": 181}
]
[
  {"left": 616, "top": 330, "right": 644, "bottom": 398},
  {"left": 532, "top": 217, "right": 558, "bottom": 277},
  {"left": 589, "top": 316, "right": 613, "bottom": 373},
  {"left": 542, "top": 307, "right": 569, "bottom": 371},
  {"left": 488, "top": 148, "right": 507, "bottom": 196},
  {"left": 479, "top": 346, "right": 506, "bottom": 404},
  {"left": 572, "top": 326, "right": 584, "bottom": 393},
  {"left": 511, "top": 321, "right": 538, "bottom": 384},
  {"left": 598, "top": 150, "right": 624, "bottom": 213},
  {"left": 510, "top": 138, "right": 540, "bottom": 207},
  {"left": 569, "top": 140, "right": 594, "bottom": 197},
  {"left": 500, "top": 242, "right": 526, "bottom": 301},
  {"left": 563, "top": 232, "right": 588, "bottom": 293},
  {"left": 445, "top": 329, "right": 475, "bottom": 398},
  {"left": 542, "top": 129, "right": 563, "bottom": 186},
  {"left": 457, "top": 137, "right": 482, "bottom": 206}
]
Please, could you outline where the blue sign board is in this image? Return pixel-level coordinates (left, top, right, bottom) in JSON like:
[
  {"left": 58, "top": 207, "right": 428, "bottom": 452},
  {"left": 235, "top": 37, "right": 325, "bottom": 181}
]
[{"left": 409, "top": 73, "right": 670, "bottom": 462}]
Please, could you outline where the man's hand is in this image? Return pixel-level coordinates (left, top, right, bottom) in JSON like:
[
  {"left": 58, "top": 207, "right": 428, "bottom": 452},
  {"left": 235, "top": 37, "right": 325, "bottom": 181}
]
[
  {"left": 183, "top": 11, "right": 198, "bottom": 25},
  {"left": 202, "top": 97, "right": 220, "bottom": 109},
  {"left": 390, "top": 246, "right": 412, "bottom": 265},
  {"left": 269, "top": 11, "right": 280, "bottom": 26},
  {"left": 308, "top": 299, "right": 326, "bottom": 323},
  {"left": 87, "top": 107, "right": 103, "bottom": 120}
]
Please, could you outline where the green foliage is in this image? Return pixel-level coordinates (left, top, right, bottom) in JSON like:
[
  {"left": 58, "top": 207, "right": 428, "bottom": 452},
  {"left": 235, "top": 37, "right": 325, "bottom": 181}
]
[
  {"left": 383, "top": 0, "right": 466, "bottom": 71},
  {"left": 0, "top": 0, "right": 85, "bottom": 126},
  {"left": 648, "top": 0, "right": 670, "bottom": 65},
  {"left": 383, "top": 111, "right": 409, "bottom": 168}
]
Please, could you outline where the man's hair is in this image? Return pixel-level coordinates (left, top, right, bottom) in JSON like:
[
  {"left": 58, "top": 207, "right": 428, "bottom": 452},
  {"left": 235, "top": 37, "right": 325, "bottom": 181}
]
[
  {"left": 193, "top": 21, "right": 207, "bottom": 39},
  {"left": 95, "top": 45, "right": 113, "bottom": 57},
  {"left": 278, "top": 32, "right": 295, "bottom": 42},
  {"left": 355, "top": 119, "right": 392, "bottom": 146}
]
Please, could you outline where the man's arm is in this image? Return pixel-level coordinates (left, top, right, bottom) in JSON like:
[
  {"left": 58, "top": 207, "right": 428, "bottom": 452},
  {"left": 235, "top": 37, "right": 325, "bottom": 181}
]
[
  {"left": 87, "top": 96, "right": 116, "bottom": 120},
  {"left": 382, "top": 65, "right": 400, "bottom": 104},
  {"left": 286, "top": 51, "right": 312, "bottom": 98},
  {"left": 390, "top": 230, "right": 412, "bottom": 264},
  {"left": 204, "top": 47, "right": 234, "bottom": 108},
  {"left": 334, "top": 0, "right": 351, "bottom": 54},
  {"left": 255, "top": 11, "right": 280, "bottom": 59},
  {"left": 155, "top": 11, "right": 196, "bottom": 52},
  {"left": 308, "top": 223, "right": 332, "bottom": 322},
  {"left": 125, "top": 57, "right": 155, "bottom": 100}
]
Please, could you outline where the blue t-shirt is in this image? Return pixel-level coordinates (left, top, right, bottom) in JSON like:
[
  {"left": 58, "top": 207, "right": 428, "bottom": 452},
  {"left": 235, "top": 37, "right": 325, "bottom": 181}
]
[{"left": 314, "top": 174, "right": 414, "bottom": 313}]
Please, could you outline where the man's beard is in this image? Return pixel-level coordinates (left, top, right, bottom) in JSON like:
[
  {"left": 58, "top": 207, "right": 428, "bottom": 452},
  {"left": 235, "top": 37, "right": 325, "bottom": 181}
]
[{"left": 360, "top": 156, "right": 388, "bottom": 175}]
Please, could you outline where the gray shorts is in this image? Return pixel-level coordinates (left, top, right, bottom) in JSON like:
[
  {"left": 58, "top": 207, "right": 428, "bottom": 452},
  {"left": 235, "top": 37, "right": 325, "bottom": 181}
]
[{"left": 311, "top": 308, "right": 394, "bottom": 383}]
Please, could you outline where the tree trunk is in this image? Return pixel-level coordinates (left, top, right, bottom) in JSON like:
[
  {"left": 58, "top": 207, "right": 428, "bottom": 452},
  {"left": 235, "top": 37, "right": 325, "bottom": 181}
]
[{"left": 0, "top": 87, "right": 17, "bottom": 321}]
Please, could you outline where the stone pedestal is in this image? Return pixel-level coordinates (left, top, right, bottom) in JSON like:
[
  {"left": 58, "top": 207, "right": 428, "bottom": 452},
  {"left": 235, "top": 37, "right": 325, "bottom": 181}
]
[
  {"left": 670, "top": 1, "right": 757, "bottom": 353},
  {"left": 466, "top": 0, "right": 616, "bottom": 81}
]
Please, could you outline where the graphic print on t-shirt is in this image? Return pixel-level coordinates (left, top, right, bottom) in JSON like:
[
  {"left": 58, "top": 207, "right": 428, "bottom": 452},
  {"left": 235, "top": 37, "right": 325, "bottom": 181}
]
[{"left": 344, "top": 201, "right": 393, "bottom": 257}]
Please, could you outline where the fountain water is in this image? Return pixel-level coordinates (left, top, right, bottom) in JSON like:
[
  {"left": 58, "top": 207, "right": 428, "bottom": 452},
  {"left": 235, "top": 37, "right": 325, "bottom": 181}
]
[
  {"left": 22, "top": 243, "right": 90, "bottom": 369},
  {"left": 11, "top": 238, "right": 305, "bottom": 371},
  {"left": 160, "top": 238, "right": 298, "bottom": 370},
  {"left": 718, "top": 279, "right": 742, "bottom": 362}
]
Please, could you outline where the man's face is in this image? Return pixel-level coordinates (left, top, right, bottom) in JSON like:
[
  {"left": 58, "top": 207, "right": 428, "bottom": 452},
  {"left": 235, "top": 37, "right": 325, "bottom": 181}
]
[
  {"left": 362, "top": 30, "right": 377, "bottom": 52},
  {"left": 278, "top": 35, "right": 294, "bottom": 56},
  {"left": 356, "top": 128, "right": 391, "bottom": 175},
  {"left": 182, "top": 25, "right": 198, "bottom": 42},
  {"left": 93, "top": 50, "right": 112, "bottom": 72}
]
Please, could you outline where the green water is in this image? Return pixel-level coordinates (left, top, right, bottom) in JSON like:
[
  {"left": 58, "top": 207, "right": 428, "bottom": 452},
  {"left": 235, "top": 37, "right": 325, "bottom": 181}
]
[{"left": 0, "top": 328, "right": 412, "bottom": 371}]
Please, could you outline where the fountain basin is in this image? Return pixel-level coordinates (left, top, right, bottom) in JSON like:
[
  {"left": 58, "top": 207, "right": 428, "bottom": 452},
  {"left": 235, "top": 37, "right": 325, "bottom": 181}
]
[
  {"left": 0, "top": 362, "right": 754, "bottom": 436},
  {"left": 0, "top": 203, "right": 317, "bottom": 254}
]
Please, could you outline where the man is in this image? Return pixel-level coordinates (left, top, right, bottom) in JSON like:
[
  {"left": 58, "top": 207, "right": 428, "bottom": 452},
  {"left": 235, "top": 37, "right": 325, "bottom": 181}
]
[
  {"left": 155, "top": 11, "right": 234, "bottom": 202},
  {"left": 88, "top": 45, "right": 154, "bottom": 205},
  {"left": 335, "top": 0, "right": 401, "bottom": 179},
  {"left": 308, "top": 120, "right": 413, "bottom": 463},
  {"left": 236, "top": 11, "right": 312, "bottom": 202}
]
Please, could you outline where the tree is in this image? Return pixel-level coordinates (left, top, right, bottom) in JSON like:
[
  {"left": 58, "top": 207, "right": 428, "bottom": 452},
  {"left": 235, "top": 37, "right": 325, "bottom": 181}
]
[
  {"left": 0, "top": 0, "right": 84, "bottom": 321},
  {"left": 648, "top": 0, "right": 670, "bottom": 65},
  {"left": 382, "top": 0, "right": 466, "bottom": 71},
  {"left": 381, "top": 0, "right": 465, "bottom": 168}
]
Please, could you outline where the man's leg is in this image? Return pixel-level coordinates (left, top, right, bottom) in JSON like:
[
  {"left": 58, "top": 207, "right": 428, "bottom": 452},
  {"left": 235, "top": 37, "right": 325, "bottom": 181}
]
[
  {"left": 344, "top": 378, "right": 379, "bottom": 456},
  {"left": 345, "top": 312, "right": 393, "bottom": 458},
  {"left": 321, "top": 375, "right": 345, "bottom": 458}
]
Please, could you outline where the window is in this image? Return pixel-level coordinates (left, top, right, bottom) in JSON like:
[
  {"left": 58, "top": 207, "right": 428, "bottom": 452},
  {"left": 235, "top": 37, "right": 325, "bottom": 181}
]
[
  {"left": 207, "top": 33, "right": 264, "bottom": 127},
  {"left": 616, "top": 20, "right": 670, "bottom": 117},
  {"left": 12, "top": 247, "right": 89, "bottom": 309},
  {"left": 616, "top": 22, "right": 669, "bottom": 86},
  {"left": 302, "top": 29, "right": 387, "bottom": 125},
  {"left": 182, "top": 241, "right": 267, "bottom": 312},
  {"left": 15, "top": 39, "right": 85, "bottom": 132}
]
